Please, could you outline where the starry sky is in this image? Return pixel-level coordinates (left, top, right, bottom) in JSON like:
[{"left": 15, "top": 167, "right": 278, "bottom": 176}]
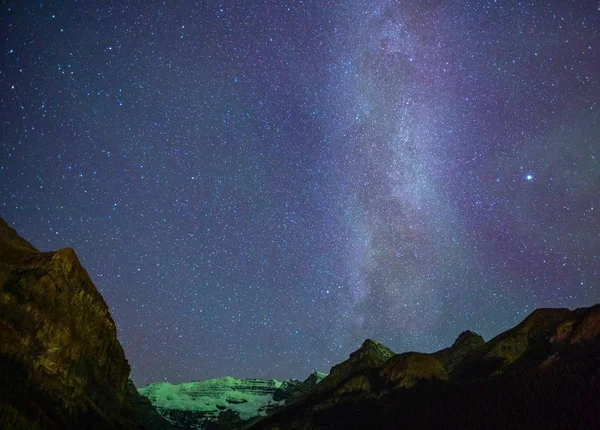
[{"left": 1, "top": 1, "right": 599, "bottom": 386}]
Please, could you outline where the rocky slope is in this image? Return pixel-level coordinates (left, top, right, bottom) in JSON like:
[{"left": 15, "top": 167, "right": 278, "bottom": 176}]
[
  {"left": 380, "top": 352, "right": 448, "bottom": 389},
  {"left": 0, "top": 218, "right": 169, "bottom": 429},
  {"left": 432, "top": 330, "right": 484, "bottom": 373},
  {"left": 315, "top": 339, "right": 395, "bottom": 395},
  {"left": 451, "top": 307, "right": 574, "bottom": 379},
  {"left": 138, "top": 371, "right": 327, "bottom": 429},
  {"left": 251, "top": 305, "right": 600, "bottom": 429}
]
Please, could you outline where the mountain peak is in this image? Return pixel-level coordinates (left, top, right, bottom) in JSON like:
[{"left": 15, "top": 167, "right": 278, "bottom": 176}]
[
  {"left": 253, "top": 305, "right": 600, "bottom": 429},
  {"left": 361, "top": 338, "right": 383, "bottom": 348},
  {"left": 312, "top": 339, "right": 395, "bottom": 395},
  {"left": 355, "top": 339, "right": 395, "bottom": 359},
  {"left": 433, "top": 330, "right": 485, "bottom": 373},
  {"left": 304, "top": 370, "right": 328, "bottom": 384},
  {"left": 452, "top": 330, "right": 485, "bottom": 350},
  {"left": 0, "top": 217, "right": 38, "bottom": 262}
]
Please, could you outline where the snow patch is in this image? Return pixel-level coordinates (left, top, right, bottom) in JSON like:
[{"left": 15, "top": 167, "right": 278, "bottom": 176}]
[{"left": 138, "top": 377, "right": 285, "bottom": 420}]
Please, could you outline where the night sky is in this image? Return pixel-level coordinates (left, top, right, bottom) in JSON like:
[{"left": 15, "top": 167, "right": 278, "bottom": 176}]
[{"left": 1, "top": 1, "right": 599, "bottom": 386}]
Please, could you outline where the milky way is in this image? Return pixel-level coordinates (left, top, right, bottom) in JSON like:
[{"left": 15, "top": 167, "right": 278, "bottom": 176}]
[{"left": 1, "top": 1, "right": 599, "bottom": 385}]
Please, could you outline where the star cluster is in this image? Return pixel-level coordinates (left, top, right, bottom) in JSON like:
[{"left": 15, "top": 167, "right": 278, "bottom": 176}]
[{"left": 1, "top": 1, "right": 599, "bottom": 385}]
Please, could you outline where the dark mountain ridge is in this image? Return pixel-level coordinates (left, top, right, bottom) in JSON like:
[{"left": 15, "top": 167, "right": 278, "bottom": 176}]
[
  {"left": 251, "top": 305, "right": 600, "bottom": 430},
  {"left": 1, "top": 217, "right": 598, "bottom": 429}
]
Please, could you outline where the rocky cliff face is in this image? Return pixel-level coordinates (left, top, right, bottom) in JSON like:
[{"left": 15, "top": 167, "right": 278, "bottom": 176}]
[
  {"left": 452, "top": 307, "right": 575, "bottom": 379},
  {"left": 380, "top": 352, "right": 448, "bottom": 389},
  {"left": 251, "top": 305, "right": 600, "bottom": 430},
  {"left": 432, "top": 330, "right": 484, "bottom": 373},
  {"left": 0, "top": 218, "right": 168, "bottom": 429},
  {"left": 549, "top": 305, "right": 600, "bottom": 347},
  {"left": 304, "top": 339, "right": 395, "bottom": 402},
  {"left": 138, "top": 372, "right": 327, "bottom": 429}
]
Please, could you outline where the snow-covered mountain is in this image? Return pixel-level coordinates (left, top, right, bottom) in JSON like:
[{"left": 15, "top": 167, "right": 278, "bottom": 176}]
[{"left": 138, "top": 371, "right": 327, "bottom": 429}]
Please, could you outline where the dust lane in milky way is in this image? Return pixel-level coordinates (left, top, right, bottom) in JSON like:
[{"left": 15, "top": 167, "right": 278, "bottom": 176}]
[{"left": 1, "top": 1, "right": 599, "bottom": 385}]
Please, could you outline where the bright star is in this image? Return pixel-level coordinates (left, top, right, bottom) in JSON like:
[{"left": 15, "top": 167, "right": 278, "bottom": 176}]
[{"left": 526, "top": 174, "right": 534, "bottom": 181}]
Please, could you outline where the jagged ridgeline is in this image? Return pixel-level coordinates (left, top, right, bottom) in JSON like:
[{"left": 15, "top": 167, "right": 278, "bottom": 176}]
[
  {"left": 251, "top": 307, "right": 600, "bottom": 430},
  {"left": 1, "top": 217, "right": 600, "bottom": 430}
]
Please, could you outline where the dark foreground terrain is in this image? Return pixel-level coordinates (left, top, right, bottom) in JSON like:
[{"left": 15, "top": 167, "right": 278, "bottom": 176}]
[
  {"left": 251, "top": 305, "right": 600, "bottom": 430},
  {"left": 1, "top": 217, "right": 599, "bottom": 429}
]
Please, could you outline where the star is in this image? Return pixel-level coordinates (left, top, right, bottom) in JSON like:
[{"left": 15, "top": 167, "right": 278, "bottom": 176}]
[{"left": 1, "top": 0, "right": 598, "bottom": 386}]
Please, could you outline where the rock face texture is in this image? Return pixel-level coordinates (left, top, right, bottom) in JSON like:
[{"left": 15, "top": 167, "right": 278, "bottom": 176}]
[
  {"left": 138, "top": 372, "right": 327, "bottom": 429},
  {"left": 432, "top": 330, "right": 484, "bottom": 373},
  {"left": 380, "top": 352, "right": 448, "bottom": 389},
  {"left": 452, "top": 308, "right": 574, "bottom": 379},
  {"left": 314, "top": 339, "right": 395, "bottom": 397},
  {"left": 251, "top": 305, "right": 600, "bottom": 430},
  {"left": 549, "top": 305, "right": 600, "bottom": 347},
  {"left": 0, "top": 218, "right": 168, "bottom": 429}
]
